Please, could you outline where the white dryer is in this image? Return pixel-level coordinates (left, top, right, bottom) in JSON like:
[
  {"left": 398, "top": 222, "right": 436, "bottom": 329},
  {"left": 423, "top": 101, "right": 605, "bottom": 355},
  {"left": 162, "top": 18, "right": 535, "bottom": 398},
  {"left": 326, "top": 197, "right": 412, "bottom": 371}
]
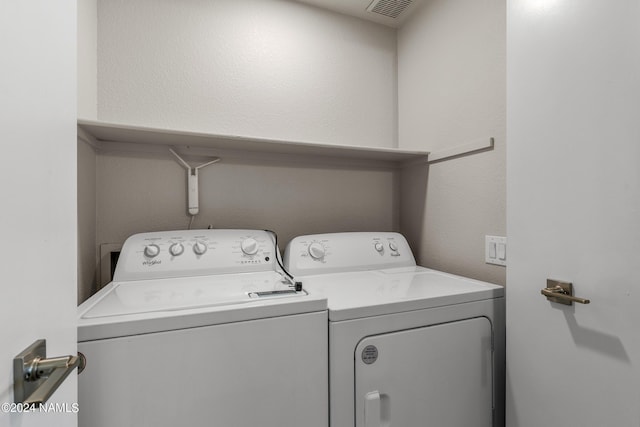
[
  {"left": 284, "top": 232, "right": 505, "bottom": 427},
  {"left": 78, "top": 229, "right": 328, "bottom": 427}
]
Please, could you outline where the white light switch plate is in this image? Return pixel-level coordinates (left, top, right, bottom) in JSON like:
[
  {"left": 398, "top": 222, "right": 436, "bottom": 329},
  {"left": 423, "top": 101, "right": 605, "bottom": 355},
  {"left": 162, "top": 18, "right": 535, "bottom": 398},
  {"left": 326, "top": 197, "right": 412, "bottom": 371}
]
[{"left": 485, "top": 235, "right": 507, "bottom": 266}]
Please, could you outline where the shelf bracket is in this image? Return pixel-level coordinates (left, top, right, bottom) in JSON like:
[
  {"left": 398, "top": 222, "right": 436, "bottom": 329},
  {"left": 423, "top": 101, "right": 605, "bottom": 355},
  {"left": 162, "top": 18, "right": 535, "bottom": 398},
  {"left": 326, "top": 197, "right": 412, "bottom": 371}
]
[{"left": 428, "top": 137, "right": 494, "bottom": 164}]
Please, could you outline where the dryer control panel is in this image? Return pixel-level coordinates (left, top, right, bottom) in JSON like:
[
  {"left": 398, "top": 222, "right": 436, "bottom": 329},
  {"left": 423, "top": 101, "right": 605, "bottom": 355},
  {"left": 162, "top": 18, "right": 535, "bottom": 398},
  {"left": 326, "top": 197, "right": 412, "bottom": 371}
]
[
  {"left": 284, "top": 232, "right": 416, "bottom": 276},
  {"left": 113, "top": 229, "right": 277, "bottom": 281}
]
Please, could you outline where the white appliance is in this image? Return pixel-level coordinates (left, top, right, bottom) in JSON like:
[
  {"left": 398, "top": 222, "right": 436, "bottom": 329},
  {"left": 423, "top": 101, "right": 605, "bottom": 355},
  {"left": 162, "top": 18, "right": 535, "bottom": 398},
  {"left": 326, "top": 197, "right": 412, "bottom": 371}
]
[
  {"left": 284, "top": 232, "right": 505, "bottom": 427},
  {"left": 78, "top": 229, "right": 328, "bottom": 427}
]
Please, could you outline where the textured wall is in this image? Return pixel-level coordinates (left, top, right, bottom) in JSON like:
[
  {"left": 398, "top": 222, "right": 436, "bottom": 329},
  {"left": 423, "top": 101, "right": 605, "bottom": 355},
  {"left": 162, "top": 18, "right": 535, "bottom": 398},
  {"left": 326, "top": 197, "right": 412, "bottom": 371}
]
[
  {"left": 77, "top": 139, "right": 98, "bottom": 303},
  {"left": 78, "top": 0, "right": 97, "bottom": 119},
  {"left": 97, "top": 0, "right": 398, "bottom": 148},
  {"left": 398, "top": 0, "right": 506, "bottom": 285},
  {"left": 74, "top": 0, "right": 402, "bottom": 299},
  {"left": 93, "top": 151, "right": 397, "bottom": 287}
]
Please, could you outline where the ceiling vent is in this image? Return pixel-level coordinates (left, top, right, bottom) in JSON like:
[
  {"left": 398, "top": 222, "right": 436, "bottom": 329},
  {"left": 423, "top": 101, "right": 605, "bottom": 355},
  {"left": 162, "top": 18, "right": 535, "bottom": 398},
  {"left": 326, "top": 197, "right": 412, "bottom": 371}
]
[{"left": 366, "top": 0, "right": 414, "bottom": 19}]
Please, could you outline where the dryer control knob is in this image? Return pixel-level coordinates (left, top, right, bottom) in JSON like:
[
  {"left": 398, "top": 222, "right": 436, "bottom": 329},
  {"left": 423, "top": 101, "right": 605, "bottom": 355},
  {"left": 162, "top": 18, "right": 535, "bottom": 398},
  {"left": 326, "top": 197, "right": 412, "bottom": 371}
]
[
  {"left": 169, "top": 243, "right": 184, "bottom": 256},
  {"left": 308, "top": 242, "right": 326, "bottom": 260},
  {"left": 241, "top": 238, "right": 259, "bottom": 255},
  {"left": 144, "top": 244, "right": 160, "bottom": 258},
  {"left": 389, "top": 242, "right": 398, "bottom": 251},
  {"left": 193, "top": 241, "right": 208, "bottom": 255},
  {"left": 374, "top": 242, "right": 384, "bottom": 252}
]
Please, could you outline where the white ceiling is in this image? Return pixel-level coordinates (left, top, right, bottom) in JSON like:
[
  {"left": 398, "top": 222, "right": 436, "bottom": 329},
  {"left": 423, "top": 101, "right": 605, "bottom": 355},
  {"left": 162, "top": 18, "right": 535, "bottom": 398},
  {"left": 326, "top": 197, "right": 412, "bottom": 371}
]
[{"left": 293, "top": 0, "right": 423, "bottom": 28}]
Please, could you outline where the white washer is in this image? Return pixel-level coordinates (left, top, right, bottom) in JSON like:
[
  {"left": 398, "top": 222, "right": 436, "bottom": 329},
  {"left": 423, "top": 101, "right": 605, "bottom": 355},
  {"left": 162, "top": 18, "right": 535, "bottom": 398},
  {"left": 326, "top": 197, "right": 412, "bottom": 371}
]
[
  {"left": 78, "top": 229, "right": 328, "bottom": 427},
  {"left": 284, "top": 232, "right": 505, "bottom": 427}
]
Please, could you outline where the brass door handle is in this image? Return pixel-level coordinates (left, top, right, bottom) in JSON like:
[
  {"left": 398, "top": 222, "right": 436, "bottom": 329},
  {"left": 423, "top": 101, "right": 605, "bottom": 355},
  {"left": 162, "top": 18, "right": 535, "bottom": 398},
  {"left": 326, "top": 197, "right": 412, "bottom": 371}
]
[{"left": 541, "top": 280, "right": 590, "bottom": 305}]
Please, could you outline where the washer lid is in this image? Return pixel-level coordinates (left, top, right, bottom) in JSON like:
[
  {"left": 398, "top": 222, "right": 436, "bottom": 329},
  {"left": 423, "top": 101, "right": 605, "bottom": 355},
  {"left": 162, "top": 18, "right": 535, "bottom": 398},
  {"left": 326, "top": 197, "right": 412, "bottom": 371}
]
[
  {"left": 81, "top": 271, "right": 299, "bottom": 319},
  {"left": 298, "top": 267, "right": 504, "bottom": 321},
  {"left": 78, "top": 271, "right": 326, "bottom": 341}
]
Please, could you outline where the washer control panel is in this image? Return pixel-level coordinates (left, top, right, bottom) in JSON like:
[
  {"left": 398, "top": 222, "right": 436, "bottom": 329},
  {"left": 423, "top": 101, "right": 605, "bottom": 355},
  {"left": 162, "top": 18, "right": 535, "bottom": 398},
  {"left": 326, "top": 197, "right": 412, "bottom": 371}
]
[
  {"left": 284, "top": 232, "right": 416, "bottom": 276},
  {"left": 113, "top": 229, "right": 276, "bottom": 281}
]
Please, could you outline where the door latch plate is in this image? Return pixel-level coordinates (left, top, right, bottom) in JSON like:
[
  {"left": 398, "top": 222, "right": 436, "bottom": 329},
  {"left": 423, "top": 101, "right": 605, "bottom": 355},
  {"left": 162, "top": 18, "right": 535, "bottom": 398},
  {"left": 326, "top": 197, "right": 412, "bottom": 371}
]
[{"left": 13, "top": 339, "right": 47, "bottom": 404}]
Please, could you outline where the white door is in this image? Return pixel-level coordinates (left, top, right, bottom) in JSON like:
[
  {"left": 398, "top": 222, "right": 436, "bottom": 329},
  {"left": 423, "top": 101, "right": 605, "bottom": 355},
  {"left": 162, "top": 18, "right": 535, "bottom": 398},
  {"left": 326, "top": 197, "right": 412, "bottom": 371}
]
[
  {"left": 355, "top": 318, "right": 493, "bottom": 427},
  {"left": 0, "top": 1, "right": 78, "bottom": 426},
  {"left": 506, "top": 0, "right": 640, "bottom": 426}
]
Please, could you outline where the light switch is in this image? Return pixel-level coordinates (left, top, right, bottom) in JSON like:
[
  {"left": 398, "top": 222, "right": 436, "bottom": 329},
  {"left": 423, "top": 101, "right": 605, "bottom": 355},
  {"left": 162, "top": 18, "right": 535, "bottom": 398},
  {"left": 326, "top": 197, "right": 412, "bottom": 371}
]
[
  {"left": 497, "top": 243, "right": 506, "bottom": 260},
  {"left": 485, "top": 235, "right": 507, "bottom": 266}
]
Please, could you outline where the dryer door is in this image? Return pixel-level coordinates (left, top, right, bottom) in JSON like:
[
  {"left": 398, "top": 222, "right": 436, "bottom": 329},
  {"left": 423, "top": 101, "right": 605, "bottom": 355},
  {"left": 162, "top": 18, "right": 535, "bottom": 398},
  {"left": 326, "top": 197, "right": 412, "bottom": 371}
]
[{"left": 355, "top": 317, "right": 493, "bottom": 427}]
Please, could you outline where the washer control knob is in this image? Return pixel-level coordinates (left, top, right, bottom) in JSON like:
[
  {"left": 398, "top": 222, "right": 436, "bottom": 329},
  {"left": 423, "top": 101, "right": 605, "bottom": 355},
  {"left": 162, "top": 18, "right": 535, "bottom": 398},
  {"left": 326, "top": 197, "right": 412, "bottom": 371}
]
[
  {"left": 308, "top": 242, "right": 326, "bottom": 260},
  {"left": 144, "top": 244, "right": 160, "bottom": 258},
  {"left": 389, "top": 242, "right": 398, "bottom": 251},
  {"left": 241, "top": 238, "right": 259, "bottom": 255},
  {"left": 374, "top": 242, "right": 384, "bottom": 252},
  {"left": 169, "top": 243, "right": 184, "bottom": 256},
  {"left": 193, "top": 241, "right": 208, "bottom": 255}
]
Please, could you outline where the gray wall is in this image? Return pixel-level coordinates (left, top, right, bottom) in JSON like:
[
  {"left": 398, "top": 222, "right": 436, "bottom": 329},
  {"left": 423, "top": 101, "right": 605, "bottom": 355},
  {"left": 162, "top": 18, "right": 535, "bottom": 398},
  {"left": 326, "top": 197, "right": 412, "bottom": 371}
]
[
  {"left": 77, "top": 139, "right": 98, "bottom": 303},
  {"left": 77, "top": 0, "right": 401, "bottom": 300},
  {"left": 97, "top": 0, "right": 398, "bottom": 148},
  {"left": 94, "top": 149, "right": 398, "bottom": 263},
  {"left": 77, "top": 0, "right": 507, "bottom": 301},
  {"left": 78, "top": 0, "right": 97, "bottom": 119},
  {"left": 397, "top": 0, "right": 506, "bottom": 285}
]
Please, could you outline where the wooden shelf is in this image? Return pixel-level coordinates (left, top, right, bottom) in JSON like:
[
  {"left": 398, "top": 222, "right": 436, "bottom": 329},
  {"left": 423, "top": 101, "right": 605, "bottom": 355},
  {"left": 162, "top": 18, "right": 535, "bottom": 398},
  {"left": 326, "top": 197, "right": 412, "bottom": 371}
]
[{"left": 77, "top": 120, "right": 429, "bottom": 168}]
